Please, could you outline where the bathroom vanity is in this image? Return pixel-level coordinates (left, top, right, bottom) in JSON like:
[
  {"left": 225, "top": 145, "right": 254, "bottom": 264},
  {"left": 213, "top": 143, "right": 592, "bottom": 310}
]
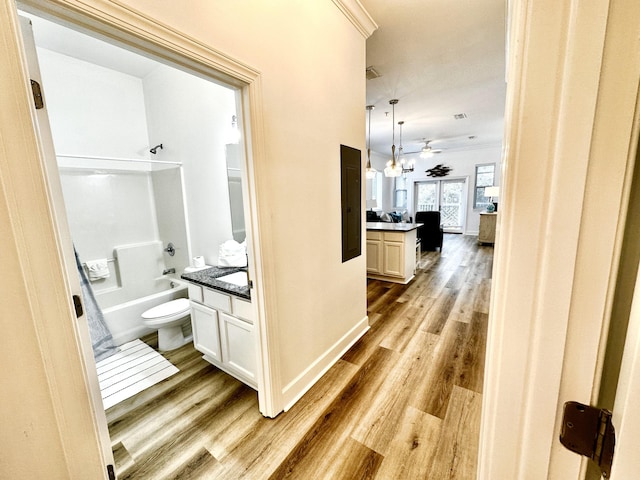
[{"left": 181, "top": 267, "right": 256, "bottom": 389}]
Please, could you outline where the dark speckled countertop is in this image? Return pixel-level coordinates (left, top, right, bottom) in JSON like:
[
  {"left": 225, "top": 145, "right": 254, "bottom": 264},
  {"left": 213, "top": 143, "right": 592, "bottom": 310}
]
[{"left": 181, "top": 266, "right": 251, "bottom": 300}]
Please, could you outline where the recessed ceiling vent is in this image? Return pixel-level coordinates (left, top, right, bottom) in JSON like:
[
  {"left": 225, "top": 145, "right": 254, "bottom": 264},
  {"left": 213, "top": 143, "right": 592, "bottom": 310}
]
[
  {"left": 453, "top": 113, "right": 468, "bottom": 120},
  {"left": 366, "top": 66, "right": 381, "bottom": 80}
]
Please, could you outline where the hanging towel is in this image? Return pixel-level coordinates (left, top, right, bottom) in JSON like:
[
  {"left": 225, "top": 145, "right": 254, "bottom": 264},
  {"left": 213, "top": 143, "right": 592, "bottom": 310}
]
[
  {"left": 75, "top": 249, "right": 118, "bottom": 362},
  {"left": 85, "top": 258, "right": 110, "bottom": 281}
]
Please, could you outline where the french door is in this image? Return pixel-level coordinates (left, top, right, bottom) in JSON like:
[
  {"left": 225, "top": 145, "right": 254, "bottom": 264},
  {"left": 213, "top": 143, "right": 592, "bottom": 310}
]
[{"left": 414, "top": 178, "right": 466, "bottom": 233}]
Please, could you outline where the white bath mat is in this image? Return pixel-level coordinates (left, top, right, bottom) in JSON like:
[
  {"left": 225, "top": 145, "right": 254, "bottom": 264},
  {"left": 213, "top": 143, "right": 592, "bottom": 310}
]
[{"left": 96, "top": 339, "right": 179, "bottom": 410}]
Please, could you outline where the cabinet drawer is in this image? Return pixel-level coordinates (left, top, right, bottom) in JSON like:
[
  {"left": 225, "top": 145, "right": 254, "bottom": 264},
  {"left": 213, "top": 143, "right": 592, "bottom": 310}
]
[
  {"left": 187, "top": 284, "right": 203, "bottom": 303},
  {"left": 232, "top": 297, "right": 254, "bottom": 323},
  {"left": 366, "top": 231, "right": 382, "bottom": 241},
  {"left": 384, "top": 231, "right": 405, "bottom": 243},
  {"left": 203, "top": 288, "right": 231, "bottom": 313}
]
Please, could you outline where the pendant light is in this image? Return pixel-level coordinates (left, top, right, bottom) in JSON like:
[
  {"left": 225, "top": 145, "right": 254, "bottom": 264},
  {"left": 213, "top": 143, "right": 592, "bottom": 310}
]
[
  {"left": 384, "top": 99, "right": 403, "bottom": 177},
  {"left": 365, "top": 105, "right": 377, "bottom": 179},
  {"left": 398, "top": 120, "right": 415, "bottom": 174}
]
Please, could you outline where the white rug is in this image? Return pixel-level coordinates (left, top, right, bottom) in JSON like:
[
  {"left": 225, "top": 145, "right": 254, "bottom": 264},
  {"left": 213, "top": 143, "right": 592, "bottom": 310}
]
[{"left": 96, "top": 339, "right": 179, "bottom": 410}]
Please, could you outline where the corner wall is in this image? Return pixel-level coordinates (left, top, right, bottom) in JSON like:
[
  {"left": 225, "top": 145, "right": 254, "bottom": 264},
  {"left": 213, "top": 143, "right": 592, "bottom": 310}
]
[{"left": 94, "top": 1, "right": 373, "bottom": 401}]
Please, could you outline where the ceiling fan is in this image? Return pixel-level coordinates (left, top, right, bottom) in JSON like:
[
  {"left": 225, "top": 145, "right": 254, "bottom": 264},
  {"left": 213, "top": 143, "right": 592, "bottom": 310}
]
[{"left": 419, "top": 140, "right": 442, "bottom": 158}]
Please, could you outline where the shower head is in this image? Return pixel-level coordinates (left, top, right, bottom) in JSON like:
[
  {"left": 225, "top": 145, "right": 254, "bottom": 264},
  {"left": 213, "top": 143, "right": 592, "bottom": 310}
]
[{"left": 150, "top": 143, "right": 163, "bottom": 154}]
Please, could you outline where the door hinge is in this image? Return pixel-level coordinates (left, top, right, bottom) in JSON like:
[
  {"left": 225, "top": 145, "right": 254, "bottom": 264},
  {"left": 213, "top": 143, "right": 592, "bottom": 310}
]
[
  {"left": 30, "top": 79, "right": 44, "bottom": 109},
  {"left": 560, "top": 401, "right": 615, "bottom": 478},
  {"left": 107, "top": 464, "right": 116, "bottom": 480},
  {"left": 72, "top": 295, "right": 83, "bottom": 318}
]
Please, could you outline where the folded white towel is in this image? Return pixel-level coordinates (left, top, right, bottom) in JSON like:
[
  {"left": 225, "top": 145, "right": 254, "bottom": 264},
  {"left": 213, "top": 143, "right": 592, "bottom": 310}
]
[
  {"left": 86, "top": 259, "right": 110, "bottom": 281},
  {"left": 218, "top": 240, "right": 247, "bottom": 267}
]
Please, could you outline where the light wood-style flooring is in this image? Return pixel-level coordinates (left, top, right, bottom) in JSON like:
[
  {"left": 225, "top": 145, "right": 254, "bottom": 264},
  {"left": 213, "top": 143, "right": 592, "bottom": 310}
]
[{"left": 108, "top": 233, "right": 492, "bottom": 479}]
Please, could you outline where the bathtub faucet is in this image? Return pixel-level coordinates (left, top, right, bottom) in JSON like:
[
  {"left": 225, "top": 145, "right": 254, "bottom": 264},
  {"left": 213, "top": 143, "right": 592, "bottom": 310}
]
[{"left": 162, "top": 268, "right": 176, "bottom": 275}]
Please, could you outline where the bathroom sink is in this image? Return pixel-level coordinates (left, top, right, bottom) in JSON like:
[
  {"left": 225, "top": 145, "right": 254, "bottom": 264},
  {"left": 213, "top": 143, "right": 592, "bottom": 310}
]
[{"left": 217, "top": 271, "right": 248, "bottom": 287}]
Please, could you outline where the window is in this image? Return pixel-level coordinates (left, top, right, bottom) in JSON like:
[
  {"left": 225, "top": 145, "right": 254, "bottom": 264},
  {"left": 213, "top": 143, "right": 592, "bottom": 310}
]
[
  {"left": 394, "top": 176, "right": 407, "bottom": 209},
  {"left": 474, "top": 163, "right": 496, "bottom": 209}
]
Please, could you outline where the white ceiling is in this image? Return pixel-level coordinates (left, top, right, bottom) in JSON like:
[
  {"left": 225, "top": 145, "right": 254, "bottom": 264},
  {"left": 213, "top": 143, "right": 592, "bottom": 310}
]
[
  {"left": 360, "top": 0, "right": 507, "bottom": 158},
  {"left": 25, "top": 3, "right": 506, "bottom": 160},
  {"left": 24, "top": 13, "right": 159, "bottom": 78}
]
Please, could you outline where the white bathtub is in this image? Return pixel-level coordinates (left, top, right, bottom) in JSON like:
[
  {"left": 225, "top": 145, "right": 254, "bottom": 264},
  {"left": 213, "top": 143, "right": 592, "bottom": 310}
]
[{"left": 101, "top": 278, "right": 188, "bottom": 346}]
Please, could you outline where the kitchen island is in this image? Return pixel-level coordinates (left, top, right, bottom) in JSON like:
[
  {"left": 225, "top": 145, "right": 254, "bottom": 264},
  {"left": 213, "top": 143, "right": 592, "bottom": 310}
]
[{"left": 366, "top": 222, "right": 422, "bottom": 284}]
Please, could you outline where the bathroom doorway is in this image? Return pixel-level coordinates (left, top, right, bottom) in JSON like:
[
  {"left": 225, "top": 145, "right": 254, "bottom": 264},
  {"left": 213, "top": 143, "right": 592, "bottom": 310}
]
[{"left": 15, "top": 3, "right": 274, "bottom": 469}]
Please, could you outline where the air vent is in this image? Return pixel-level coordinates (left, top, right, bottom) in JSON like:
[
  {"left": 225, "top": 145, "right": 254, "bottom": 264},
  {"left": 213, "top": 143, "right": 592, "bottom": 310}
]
[
  {"left": 453, "top": 113, "right": 468, "bottom": 120},
  {"left": 366, "top": 66, "right": 381, "bottom": 80}
]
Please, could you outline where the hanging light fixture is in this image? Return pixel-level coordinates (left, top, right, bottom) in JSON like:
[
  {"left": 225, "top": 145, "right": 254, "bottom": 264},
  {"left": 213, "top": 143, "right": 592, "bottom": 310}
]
[
  {"left": 420, "top": 141, "right": 434, "bottom": 159},
  {"left": 384, "top": 99, "right": 403, "bottom": 177},
  {"left": 229, "top": 115, "right": 241, "bottom": 144},
  {"left": 397, "top": 120, "right": 415, "bottom": 174},
  {"left": 365, "top": 105, "right": 377, "bottom": 179}
]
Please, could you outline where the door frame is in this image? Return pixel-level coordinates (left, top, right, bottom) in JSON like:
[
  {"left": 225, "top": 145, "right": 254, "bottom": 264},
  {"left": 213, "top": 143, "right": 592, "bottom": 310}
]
[
  {"left": 413, "top": 176, "right": 468, "bottom": 233},
  {"left": 479, "top": 0, "right": 640, "bottom": 478},
  {"left": 2, "top": 0, "right": 281, "bottom": 472}
]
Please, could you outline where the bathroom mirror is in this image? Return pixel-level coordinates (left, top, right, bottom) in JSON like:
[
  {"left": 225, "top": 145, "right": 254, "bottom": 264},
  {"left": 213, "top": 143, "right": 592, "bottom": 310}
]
[{"left": 225, "top": 143, "right": 246, "bottom": 243}]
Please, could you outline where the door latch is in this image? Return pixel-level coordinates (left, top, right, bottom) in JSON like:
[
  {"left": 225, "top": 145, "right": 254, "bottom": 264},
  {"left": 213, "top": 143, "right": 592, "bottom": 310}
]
[{"left": 560, "top": 401, "right": 615, "bottom": 478}]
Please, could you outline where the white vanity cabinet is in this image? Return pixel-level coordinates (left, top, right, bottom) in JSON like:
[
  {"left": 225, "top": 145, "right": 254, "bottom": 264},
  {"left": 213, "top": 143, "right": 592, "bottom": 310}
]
[{"left": 187, "top": 284, "right": 256, "bottom": 389}]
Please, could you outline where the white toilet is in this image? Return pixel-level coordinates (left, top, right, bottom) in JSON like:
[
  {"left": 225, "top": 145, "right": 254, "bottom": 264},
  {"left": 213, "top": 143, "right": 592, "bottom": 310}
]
[{"left": 141, "top": 298, "right": 192, "bottom": 352}]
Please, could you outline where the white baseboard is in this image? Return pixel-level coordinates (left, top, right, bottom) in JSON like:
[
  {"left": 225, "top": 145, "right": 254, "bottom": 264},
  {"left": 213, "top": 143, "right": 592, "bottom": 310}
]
[{"left": 281, "top": 316, "right": 369, "bottom": 411}]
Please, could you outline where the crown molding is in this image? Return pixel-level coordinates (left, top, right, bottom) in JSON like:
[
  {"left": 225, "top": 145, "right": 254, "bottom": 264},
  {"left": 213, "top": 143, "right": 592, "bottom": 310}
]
[{"left": 332, "top": 0, "right": 378, "bottom": 38}]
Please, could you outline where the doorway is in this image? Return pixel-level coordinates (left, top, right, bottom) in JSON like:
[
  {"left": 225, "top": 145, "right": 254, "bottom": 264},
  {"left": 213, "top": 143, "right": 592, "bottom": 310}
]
[
  {"left": 16, "top": 4, "right": 272, "bottom": 471},
  {"left": 414, "top": 178, "right": 467, "bottom": 233}
]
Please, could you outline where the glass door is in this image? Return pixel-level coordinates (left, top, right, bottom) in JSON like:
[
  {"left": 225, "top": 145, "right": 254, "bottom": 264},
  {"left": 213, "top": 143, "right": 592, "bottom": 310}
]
[{"left": 415, "top": 178, "right": 467, "bottom": 233}]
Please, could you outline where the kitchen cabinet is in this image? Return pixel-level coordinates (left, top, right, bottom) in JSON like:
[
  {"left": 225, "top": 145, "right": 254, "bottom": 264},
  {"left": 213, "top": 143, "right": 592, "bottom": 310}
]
[
  {"left": 187, "top": 284, "right": 256, "bottom": 389},
  {"left": 366, "top": 231, "right": 383, "bottom": 274},
  {"left": 366, "top": 223, "right": 420, "bottom": 284}
]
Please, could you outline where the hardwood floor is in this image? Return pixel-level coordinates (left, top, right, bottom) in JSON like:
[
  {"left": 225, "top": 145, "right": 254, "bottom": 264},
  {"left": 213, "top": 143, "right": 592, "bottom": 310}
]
[{"left": 108, "top": 234, "right": 491, "bottom": 479}]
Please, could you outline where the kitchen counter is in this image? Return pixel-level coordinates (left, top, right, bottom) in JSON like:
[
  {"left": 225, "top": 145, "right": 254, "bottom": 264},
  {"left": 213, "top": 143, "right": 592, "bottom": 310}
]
[
  {"left": 181, "top": 266, "right": 250, "bottom": 300},
  {"left": 366, "top": 222, "right": 423, "bottom": 232}
]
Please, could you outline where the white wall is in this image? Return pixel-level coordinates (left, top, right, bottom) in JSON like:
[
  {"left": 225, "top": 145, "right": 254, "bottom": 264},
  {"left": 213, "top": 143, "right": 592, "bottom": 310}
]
[
  {"left": 124, "top": 0, "right": 370, "bottom": 391},
  {"left": 1, "top": 3, "right": 371, "bottom": 474},
  {"left": 37, "top": 47, "right": 161, "bottom": 292},
  {"left": 367, "top": 145, "right": 502, "bottom": 234},
  {"left": 143, "top": 65, "right": 236, "bottom": 266}
]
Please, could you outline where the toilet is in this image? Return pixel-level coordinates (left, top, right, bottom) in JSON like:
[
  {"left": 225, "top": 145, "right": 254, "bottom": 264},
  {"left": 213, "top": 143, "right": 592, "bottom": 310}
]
[{"left": 141, "top": 298, "right": 192, "bottom": 352}]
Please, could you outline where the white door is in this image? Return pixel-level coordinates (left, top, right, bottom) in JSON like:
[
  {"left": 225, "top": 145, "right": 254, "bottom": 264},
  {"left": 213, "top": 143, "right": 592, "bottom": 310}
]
[
  {"left": 478, "top": 0, "right": 640, "bottom": 478},
  {"left": 414, "top": 178, "right": 466, "bottom": 233},
  {"left": 18, "top": 14, "right": 115, "bottom": 471},
  {"left": 610, "top": 264, "right": 640, "bottom": 478}
]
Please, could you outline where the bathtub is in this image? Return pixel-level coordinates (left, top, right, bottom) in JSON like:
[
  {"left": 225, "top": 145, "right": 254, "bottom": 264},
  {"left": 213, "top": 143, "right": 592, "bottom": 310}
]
[{"left": 101, "top": 277, "right": 188, "bottom": 346}]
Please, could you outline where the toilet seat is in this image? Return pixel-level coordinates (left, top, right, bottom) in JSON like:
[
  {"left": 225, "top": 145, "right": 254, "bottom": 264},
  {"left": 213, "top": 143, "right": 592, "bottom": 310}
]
[{"left": 142, "top": 298, "right": 189, "bottom": 323}]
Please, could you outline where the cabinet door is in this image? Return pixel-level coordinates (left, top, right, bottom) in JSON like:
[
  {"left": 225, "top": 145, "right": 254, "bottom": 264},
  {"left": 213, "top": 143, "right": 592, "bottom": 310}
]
[
  {"left": 219, "top": 312, "right": 256, "bottom": 386},
  {"left": 479, "top": 214, "right": 497, "bottom": 243},
  {"left": 190, "top": 302, "right": 221, "bottom": 362},
  {"left": 366, "top": 240, "right": 383, "bottom": 273},
  {"left": 383, "top": 241, "right": 404, "bottom": 277}
]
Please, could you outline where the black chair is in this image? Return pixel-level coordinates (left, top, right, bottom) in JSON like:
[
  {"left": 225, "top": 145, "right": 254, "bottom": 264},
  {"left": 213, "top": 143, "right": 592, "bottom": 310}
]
[{"left": 415, "top": 211, "right": 443, "bottom": 251}]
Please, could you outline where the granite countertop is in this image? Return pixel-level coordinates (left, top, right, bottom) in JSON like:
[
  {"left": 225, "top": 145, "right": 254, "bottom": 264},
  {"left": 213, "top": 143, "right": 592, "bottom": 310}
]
[
  {"left": 181, "top": 266, "right": 251, "bottom": 300},
  {"left": 366, "top": 222, "right": 423, "bottom": 232}
]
